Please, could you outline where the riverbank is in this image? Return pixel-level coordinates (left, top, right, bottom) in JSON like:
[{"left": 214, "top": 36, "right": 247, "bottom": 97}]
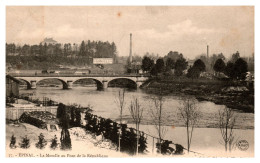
[{"left": 142, "top": 78, "right": 254, "bottom": 113}]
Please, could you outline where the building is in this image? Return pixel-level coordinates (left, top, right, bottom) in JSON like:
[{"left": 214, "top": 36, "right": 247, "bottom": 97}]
[
  {"left": 6, "top": 75, "right": 20, "bottom": 97},
  {"left": 41, "top": 37, "right": 57, "bottom": 45}
]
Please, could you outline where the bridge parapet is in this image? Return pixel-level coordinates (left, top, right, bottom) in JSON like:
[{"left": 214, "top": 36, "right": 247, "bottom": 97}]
[{"left": 14, "top": 74, "right": 150, "bottom": 90}]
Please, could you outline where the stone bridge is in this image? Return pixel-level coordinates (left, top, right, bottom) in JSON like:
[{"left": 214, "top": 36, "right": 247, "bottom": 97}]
[{"left": 11, "top": 74, "right": 150, "bottom": 90}]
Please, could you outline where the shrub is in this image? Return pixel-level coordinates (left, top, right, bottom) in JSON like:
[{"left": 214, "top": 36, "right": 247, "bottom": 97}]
[
  {"left": 9, "top": 134, "right": 16, "bottom": 149},
  {"left": 50, "top": 135, "right": 59, "bottom": 149},
  {"left": 35, "top": 133, "right": 47, "bottom": 149},
  {"left": 20, "top": 135, "right": 30, "bottom": 149}
]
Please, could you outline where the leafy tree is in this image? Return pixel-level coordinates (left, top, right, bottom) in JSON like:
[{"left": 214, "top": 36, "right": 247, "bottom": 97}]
[
  {"left": 165, "top": 58, "right": 175, "bottom": 71},
  {"left": 214, "top": 58, "right": 226, "bottom": 75},
  {"left": 193, "top": 59, "right": 206, "bottom": 72},
  {"left": 150, "top": 66, "right": 158, "bottom": 76},
  {"left": 155, "top": 58, "right": 165, "bottom": 73},
  {"left": 233, "top": 58, "right": 248, "bottom": 80},
  {"left": 174, "top": 57, "right": 188, "bottom": 76},
  {"left": 231, "top": 51, "right": 240, "bottom": 63},
  {"left": 141, "top": 56, "right": 154, "bottom": 72},
  {"left": 224, "top": 62, "right": 235, "bottom": 78},
  {"left": 186, "top": 66, "right": 201, "bottom": 79}
]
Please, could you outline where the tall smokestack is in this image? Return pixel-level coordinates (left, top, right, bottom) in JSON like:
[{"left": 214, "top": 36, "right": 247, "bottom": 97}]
[
  {"left": 129, "top": 33, "right": 132, "bottom": 64},
  {"left": 207, "top": 45, "right": 209, "bottom": 60}
]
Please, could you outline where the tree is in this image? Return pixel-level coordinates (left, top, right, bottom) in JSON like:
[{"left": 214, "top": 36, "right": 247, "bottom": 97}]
[
  {"left": 224, "top": 62, "right": 235, "bottom": 78},
  {"left": 50, "top": 135, "right": 59, "bottom": 149},
  {"left": 218, "top": 107, "right": 237, "bottom": 152},
  {"left": 141, "top": 56, "right": 154, "bottom": 72},
  {"left": 155, "top": 58, "right": 165, "bottom": 73},
  {"left": 115, "top": 89, "right": 126, "bottom": 152},
  {"left": 233, "top": 58, "right": 248, "bottom": 80},
  {"left": 79, "top": 41, "right": 86, "bottom": 58},
  {"left": 193, "top": 59, "right": 206, "bottom": 72},
  {"left": 36, "top": 133, "right": 47, "bottom": 149},
  {"left": 129, "top": 98, "right": 143, "bottom": 155},
  {"left": 165, "top": 58, "right": 175, "bottom": 71},
  {"left": 213, "top": 58, "right": 226, "bottom": 76},
  {"left": 19, "top": 135, "right": 30, "bottom": 149},
  {"left": 231, "top": 51, "right": 240, "bottom": 63},
  {"left": 174, "top": 57, "right": 188, "bottom": 76},
  {"left": 178, "top": 98, "right": 201, "bottom": 153},
  {"left": 149, "top": 94, "right": 168, "bottom": 154},
  {"left": 9, "top": 134, "right": 16, "bottom": 149},
  {"left": 186, "top": 66, "right": 201, "bottom": 80}
]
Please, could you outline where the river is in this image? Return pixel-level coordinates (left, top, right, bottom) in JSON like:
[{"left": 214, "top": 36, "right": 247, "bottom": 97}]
[
  {"left": 19, "top": 85, "right": 254, "bottom": 156},
  {"left": 19, "top": 85, "right": 254, "bottom": 129}
]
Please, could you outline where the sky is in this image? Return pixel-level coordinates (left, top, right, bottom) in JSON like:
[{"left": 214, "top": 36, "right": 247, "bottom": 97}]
[{"left": 6, "top": 6, "right": 254, "bottom": 59}]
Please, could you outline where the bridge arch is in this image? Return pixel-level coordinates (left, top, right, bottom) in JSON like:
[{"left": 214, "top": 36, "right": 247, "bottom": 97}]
[
  {"left": 36, "top": 78, "right": 68, "bottom": 89},
  {"left": 73, "top": 78, "right": 104, "bottom": 90},
  {"left": 107, "top": 78, "right": 137, "bottom": 89},
  {"left": 17, "top": 78, "right": 31, "bottom": 89}
]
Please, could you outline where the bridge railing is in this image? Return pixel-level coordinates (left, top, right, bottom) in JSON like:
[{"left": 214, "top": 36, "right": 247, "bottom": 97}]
[{"left": 8, "top": 73, "right": 151, "bottom": 78}]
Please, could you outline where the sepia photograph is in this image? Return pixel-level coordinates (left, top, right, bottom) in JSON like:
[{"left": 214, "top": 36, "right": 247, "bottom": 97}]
[{"left": 5, "top": 6, "right": 255, "bottom": 158}]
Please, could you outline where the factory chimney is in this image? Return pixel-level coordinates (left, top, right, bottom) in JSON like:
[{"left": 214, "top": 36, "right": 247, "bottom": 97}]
[
  {"left": 207, "top": 45, "right": 209, "bottom": 60},
  {"left": 129, "top": 33, "right": 132, "bottom": 64}
]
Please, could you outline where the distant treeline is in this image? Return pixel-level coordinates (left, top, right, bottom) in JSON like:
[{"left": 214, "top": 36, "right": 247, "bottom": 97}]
[{"left": 6, "top": 40, "right": 118, "bottom": 69}]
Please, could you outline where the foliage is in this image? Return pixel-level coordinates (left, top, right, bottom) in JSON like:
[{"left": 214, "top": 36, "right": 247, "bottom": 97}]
[
  {"left": 50, "top": 135, "right": 59, "bottom": 149},
  {"left": 155, "top": 58, "right": 165, "bottom": 73},
  {"left": 174, "top": 57, "right": 188, "bottom": 76},
  {"left": 9, "top": 134, "right": 16, "bottom": 149},
  {"left": 193, "top": 59, "right": 206, "bottom": 72},
  {"left": 6, "top": 40, "right": 118, "bottom": 68},
  {"left": 186, "top": 66, "right": 201, "bottom": 79},
  {"left": 224, "top": 62, "right": 235, "bottom": 78},
  {"left": 165, "top": 58, "right": 175, "bottom": 71},
  {"left": 84, "top": 112, "right": 147, "bottom": 155},
  {"left": 36, "top": 133, "right": 47, "bottom": 149},
  {"left": 141, "top": 56, "right": 154, "bottom": 72},
  {"left": 213, "top": 58, "right": 226, "bottom": 73},
  {"left": 19, "top": 135, "right": 30, "bottom": 149},
  {"left": 231, "top": 51, "right": 240, "bottom": 63},
  {"left": 233, "top": 58, "right": 248, "bottom": 80}
]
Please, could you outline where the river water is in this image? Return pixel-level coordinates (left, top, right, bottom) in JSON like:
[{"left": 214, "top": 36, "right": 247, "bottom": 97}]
[
  {"left": 19, "top": 85, "right": 255, "bottom": 156},
  {"left": 20, "top": 85, "right": 254, "bottom": 130}
]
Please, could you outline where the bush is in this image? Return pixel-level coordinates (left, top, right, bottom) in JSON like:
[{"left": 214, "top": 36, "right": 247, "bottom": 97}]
[
  {"left": 36, "top": 133, "right": 47, "bottom": 149},
  {"left": 50, "top": 135, "right": 59, "bottom": 149},
  {"left": 20, "top": 135, "right": 30, "bottom": 149},
  {"left": 9, "top": 134, "right": 17, "bottom": 149}
]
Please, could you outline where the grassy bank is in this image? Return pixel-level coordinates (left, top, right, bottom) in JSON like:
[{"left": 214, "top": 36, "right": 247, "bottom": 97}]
[{"left": 142, "top": 77, "right": 254, "bottom": 113}]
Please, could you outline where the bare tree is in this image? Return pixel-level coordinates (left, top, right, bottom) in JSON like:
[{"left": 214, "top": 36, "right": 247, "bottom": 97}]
[
  {"left": 218, "top": 107, "right": 237, "bottom": 152},
  {"left": 149, "top": 95, "right": 168, "bottom": 154},
  {"left": 115, "top": 89, "right": 126, "bottom": 152},
  {"left": 178, "top": 97, "right": 201, "bottom": 153},
  {"left": 129, "top": 97, "right": 143, "bottom": 155}
]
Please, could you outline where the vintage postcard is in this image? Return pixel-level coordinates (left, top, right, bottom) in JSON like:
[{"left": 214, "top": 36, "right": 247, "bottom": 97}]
[{"left": 5, "top": 6, "right": 254, "bottom": 158}]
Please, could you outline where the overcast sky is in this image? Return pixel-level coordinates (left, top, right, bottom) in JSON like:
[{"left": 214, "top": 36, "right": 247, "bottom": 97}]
[{"left": 6, "top": 6, "right": 254, "bottom": 59}]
